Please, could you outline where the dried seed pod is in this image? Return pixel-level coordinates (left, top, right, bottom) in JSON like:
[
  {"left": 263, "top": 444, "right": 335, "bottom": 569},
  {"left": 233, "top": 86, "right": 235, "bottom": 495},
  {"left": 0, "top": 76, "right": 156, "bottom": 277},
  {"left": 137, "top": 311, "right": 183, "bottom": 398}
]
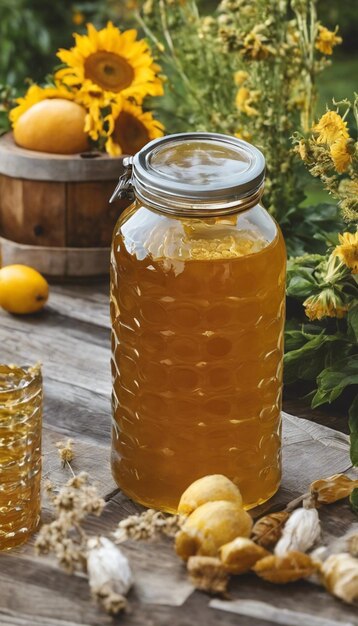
[
  {"left": 219, "top": 537, "right": 270, "bottom": 574},
  {"left": 251, "top": 511, "right": 290, "bottom": 548},
  {"left": 175, "top": 500, "right": 253, "bottom": 560},
  {"left": 187, "top": 556, "right": 229, "bottom": 594},
  {"left": 310, "top": 474, "right": 358, "bottom": 505},
  {"left": 178, "top": 475, "right": 242, "bottom": 516},
  {"left": 321, "top": 553, "right": 358, "bottom": 604},
  {"left": 252, "top": 551, "right": 318, "bottom": 584},
  {"left": 274, "top": 508, "right": 321, "bottom": 556}
]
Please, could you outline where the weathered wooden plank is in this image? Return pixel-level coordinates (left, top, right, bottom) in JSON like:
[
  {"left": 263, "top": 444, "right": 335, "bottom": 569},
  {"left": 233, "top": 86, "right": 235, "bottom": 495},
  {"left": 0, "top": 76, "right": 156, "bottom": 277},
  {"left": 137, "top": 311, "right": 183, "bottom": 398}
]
[{"left": 46, "top": 286, "right": 110, "bottom": 329}]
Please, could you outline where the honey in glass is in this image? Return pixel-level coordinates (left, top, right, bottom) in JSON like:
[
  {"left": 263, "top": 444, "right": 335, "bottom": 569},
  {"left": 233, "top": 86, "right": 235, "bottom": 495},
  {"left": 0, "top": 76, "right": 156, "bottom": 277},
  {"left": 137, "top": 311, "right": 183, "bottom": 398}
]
[
  {"left": 110, "top": 134, "right": 286, "bottom": 512},
  {"left": 0, "top": 364, "right": 42, "bottom": 550}
]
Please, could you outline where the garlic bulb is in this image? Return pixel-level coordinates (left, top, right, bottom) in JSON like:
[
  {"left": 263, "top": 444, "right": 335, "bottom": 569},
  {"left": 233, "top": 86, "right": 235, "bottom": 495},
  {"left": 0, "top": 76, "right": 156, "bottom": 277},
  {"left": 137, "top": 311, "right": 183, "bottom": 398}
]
[
  {"left": 274, "top": 508, "right": 320, "bottom": 556},
  {"left": 87, "top": 536, "right": 133, "bottom": 597}
]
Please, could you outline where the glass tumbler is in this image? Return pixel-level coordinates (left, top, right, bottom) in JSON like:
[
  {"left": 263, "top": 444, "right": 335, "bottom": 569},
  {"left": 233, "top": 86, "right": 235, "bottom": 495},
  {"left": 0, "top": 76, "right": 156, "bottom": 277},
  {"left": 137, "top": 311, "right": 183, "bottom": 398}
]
[{"left": 0, "top": 364, "right": 42, "bottom": 550}]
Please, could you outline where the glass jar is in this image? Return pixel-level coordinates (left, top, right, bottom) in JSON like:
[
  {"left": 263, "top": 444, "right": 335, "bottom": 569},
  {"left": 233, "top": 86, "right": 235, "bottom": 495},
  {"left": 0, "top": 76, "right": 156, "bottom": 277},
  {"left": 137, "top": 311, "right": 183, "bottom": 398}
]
[
  {"left": 110, "top": 133, "right": 286, "bottom": 513},
  {"left": 0, "top": 364, "right": 42, "bottom": 550}
]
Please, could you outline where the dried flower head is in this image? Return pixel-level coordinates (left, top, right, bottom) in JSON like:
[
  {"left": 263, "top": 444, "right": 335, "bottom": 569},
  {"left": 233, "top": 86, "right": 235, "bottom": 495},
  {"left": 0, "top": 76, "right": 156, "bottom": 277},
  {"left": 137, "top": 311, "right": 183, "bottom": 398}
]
[
  {"left": 274, "top": 508, "right": 321, "bottom": 556},
  {"left": 310, "top": 473, "right": 358, "bottom": 505},
  {"left": 219, "top": 537, "right": 269, "bottom": 574},
  {"left": 330, "top": 138, "right": 353, "bottom": 174},
  {"left": 313, "top": 111, "right": 349, "bottom": 146},
  {"left": 251, "top": 511, "right": 290, "bottom": 548},
  {"left": 253, "top": 551, "right": 318, "bottom": 584},
  {"left": 114, "top": 509, "right": 183, "bottom": 543},
  {"left": 187, "top": 556, "right": 229, "bottom": 595},
  {"left": 322, "top": 553, "right": 358, "bottom": 604},
  {"left": 56, "top": 438, "right": 75, "bottom": 467},
  {"left": 36, "top": 472, "right": 105, "bottom": 574}
]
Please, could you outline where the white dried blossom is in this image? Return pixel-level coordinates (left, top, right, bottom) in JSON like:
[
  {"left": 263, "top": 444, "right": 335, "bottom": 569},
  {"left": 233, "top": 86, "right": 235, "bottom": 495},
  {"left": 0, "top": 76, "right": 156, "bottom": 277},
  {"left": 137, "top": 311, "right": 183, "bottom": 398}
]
[
  {"left": 274, "top": 507, "right": 321, "bottom": 556},
  {"left": 322, "top": 553, "right": 358, "bottom": 605},
  {"left": 87, "top": 536, "right": 133, "bottom": 598}
]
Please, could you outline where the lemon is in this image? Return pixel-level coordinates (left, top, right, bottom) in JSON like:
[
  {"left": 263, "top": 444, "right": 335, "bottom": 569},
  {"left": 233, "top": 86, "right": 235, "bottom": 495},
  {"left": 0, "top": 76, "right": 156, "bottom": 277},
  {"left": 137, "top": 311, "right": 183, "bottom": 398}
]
[
  {"left": 0, "top": 265, "right": 49, "bottom": 314},
  {"left": 13, "top": 98, "right": 89, "bottom": 154}
]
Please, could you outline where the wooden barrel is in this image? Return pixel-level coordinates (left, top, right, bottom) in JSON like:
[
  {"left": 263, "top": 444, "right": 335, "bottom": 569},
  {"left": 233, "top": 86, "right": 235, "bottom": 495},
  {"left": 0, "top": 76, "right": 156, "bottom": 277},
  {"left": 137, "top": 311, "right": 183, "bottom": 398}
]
[{"left": 0, "top": 133, "right": 129, "bottom": 278}]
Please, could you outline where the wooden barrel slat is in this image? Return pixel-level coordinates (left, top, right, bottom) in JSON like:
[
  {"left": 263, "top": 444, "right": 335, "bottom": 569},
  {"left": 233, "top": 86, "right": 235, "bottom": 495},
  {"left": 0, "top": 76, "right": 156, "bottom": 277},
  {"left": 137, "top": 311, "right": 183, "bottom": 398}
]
[
  {"left": 0, "top": 236, "right": 110, "bottom": 278},
  {"left": 0, "top": 132, "right": 124, "bottom": 182},
  {"left": 0, "top": 134, "right": 128, "bottom": 277}
]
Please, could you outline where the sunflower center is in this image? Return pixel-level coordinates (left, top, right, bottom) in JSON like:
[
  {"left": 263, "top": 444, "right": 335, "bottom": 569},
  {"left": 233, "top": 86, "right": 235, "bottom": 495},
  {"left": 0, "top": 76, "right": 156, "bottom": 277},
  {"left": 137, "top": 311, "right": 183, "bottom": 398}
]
[
  {"left": 113, "top": 111, "right": 150, "bottom": 155},
  {"left": 84, "top": 51, "right": 134, "bottom": 92}
]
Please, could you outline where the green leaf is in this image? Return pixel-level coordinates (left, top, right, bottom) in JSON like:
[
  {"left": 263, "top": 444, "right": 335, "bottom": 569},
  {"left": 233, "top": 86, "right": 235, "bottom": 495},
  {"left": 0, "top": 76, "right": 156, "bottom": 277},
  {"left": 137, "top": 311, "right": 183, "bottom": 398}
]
[
  {"left": 350, "top": 487, "right": 358, "bottom": 513},
  {"left": 349, "top": 395, "right": 358, "bottom": 434},
  {"left": 348, "top": 304, "right": 358, "bottom": 343},
  {"left": 284, "top": 333, "right": 342, "bottom": 385},
  {"left": 312, "top": 355, "right": 358, "bottom": 407}
]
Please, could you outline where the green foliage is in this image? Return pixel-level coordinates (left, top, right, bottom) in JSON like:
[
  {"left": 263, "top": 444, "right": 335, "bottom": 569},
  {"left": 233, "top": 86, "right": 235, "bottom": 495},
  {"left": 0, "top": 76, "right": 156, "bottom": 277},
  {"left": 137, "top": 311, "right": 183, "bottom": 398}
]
[
  {"left": 285, "top": 252, "right": 358, "bottom": 463},
  {"left": 0, "top": 0, "right": 101, "bottom": 90},
  {"left": 350, "top": 487, "right": 358, "bottom": 514}
]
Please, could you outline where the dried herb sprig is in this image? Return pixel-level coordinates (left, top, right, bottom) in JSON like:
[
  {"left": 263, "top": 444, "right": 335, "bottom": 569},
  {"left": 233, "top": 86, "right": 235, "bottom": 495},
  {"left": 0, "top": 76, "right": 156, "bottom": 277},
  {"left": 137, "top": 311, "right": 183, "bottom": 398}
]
[{"left": 114, "top": 508, "right": 184, "bottom": 543}]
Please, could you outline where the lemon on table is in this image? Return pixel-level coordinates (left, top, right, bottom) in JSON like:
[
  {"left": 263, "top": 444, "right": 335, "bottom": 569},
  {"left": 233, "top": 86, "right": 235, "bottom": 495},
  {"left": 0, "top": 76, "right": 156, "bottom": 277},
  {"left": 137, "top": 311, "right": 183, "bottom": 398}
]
[
  {"left": 0, "top": 265, "right": 49, "bottom": 314},
  {"left": 13, "top": 98, "right": 89, "bottom": 154}
]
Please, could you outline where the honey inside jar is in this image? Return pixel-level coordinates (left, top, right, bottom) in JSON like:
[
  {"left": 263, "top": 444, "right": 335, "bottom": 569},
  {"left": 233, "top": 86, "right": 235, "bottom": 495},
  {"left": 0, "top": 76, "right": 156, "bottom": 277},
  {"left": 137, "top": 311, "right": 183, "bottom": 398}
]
[
  {"left": 110, "top": 135, "right": 286, "bottom": 512},
  {"left": 0, "top": 365, "right": 42, "bottom": 550}
]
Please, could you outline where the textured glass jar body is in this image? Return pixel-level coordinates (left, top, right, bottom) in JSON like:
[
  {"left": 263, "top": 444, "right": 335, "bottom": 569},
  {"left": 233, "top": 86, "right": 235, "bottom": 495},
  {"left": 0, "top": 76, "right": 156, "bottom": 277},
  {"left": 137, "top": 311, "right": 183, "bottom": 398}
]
[
  {"left": 0, "top": 365, "right": 42, "bottom": 550},
  {"left": 111, "top": 203, "right": 286, "bottom": 512}
]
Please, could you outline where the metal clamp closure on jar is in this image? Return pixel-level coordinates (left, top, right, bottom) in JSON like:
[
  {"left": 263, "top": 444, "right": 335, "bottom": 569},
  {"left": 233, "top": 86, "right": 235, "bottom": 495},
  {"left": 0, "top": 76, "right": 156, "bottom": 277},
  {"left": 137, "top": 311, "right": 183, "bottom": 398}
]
[{"left": 110, "top": 132, "right": 266, "bottom": 218}]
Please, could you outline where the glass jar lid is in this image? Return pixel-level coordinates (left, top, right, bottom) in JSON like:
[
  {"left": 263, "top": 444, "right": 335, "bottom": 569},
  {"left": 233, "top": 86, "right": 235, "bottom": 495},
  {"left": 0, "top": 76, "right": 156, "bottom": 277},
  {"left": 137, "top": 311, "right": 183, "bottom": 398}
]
[{"left": 110, "top": 132, "right": 265, "bottom": 217}]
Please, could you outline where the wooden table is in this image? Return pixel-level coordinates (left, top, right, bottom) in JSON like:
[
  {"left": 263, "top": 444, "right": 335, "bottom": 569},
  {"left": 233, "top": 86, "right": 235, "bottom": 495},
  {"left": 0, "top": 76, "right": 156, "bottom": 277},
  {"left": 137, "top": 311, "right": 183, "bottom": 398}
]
[{"left": 0, "top": 282, "right": 357, "bottom": 626}]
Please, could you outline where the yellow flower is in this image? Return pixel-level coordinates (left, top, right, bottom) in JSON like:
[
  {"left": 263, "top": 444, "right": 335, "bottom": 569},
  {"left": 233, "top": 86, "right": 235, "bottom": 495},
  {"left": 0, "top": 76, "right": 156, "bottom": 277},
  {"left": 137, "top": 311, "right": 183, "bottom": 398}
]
[
  {"left": 72, "top": 11, "right": 85, "bottom": 25},
  {"left": 333, "top": 231, "right": 358, "bottom": 274},
  {"left": 56, "top": 22, "right": 163, "bottom": 102},
  {"left": 330, "top": 138, "right": 352, "bottom": 174},
  {"left": 73, "top": 82, "right": 122, "bottom": 141},
  {"left": 313, "top": 111, "right": 349, "bottom": 146},
  {"left": 235, "top": 87, "right": 259, "bottom": 117},
  {"left": 234, "top": 70, "right": 249, "bottom": 86},
  {"left": 235, "top": 128, "right": 252, "bottom": 142},
  {"left": 105, "top": 100, "right": 164, "bottom": 156},
  {"left": 303, "top": 291, "right": 348, "bottom": 321},
  {"left": 9, "top": 83, "right": 74, "bottom": 126},
  {"left": 315, "top": 25, "right": 342, "bottom": 55}
]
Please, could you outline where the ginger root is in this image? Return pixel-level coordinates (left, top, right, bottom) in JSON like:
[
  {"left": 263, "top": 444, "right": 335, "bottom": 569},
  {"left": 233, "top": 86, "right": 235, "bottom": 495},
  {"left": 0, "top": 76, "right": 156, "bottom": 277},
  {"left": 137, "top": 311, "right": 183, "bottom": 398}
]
[
  {"left": 175, "top": 500, "right": 253, "bottom": 560},
  {"left": 178, "top": 474, "right": 243, "bottom": 516}
]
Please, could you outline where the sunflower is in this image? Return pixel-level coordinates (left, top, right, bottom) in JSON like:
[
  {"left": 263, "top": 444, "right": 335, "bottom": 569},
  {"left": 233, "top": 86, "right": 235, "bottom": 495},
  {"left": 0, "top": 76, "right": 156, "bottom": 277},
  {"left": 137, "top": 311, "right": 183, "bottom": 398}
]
[
  {"left": 333, "top": 231, "right": 358, "bottom": 274},
  {"left": 9, "top": 83, "right": 74, "bottom": 126},
  {"left": 56, "top": 22, "right": 163, "bottom": 102},
  {"left": 104, "top": 100, "right": 164, "bottom": 156},
  {"left": 313, "top": 111, "right": 349, "bottom": 146}
]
